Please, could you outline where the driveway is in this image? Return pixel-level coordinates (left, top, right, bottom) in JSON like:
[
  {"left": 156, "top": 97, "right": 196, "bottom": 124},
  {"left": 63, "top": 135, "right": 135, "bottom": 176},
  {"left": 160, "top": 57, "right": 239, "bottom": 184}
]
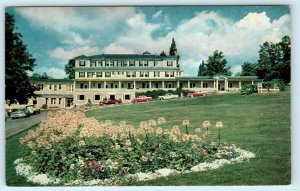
[{"left": 5, "top": 111, "right": 49, "bottom": 138}]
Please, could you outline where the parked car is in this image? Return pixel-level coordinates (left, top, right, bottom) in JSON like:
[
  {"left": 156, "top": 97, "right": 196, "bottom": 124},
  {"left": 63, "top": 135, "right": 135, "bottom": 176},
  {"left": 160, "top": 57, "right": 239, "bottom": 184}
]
[
  {"left": 100, "top": 99, "right": 122, "bottom": 105},
  {"left": 158, "top": 93, "right": 179, "bottom": 100},
  {"left": 132, "top": 96, "right": 152, "bottom": 102},
  {"left": 187, "top": 92, "right": 207, "bottom": 97},
  {"left": 26, "top": 105, "right": 41, "bottom": 115},
  {"left": 10, "top": 108, "right": 30, "bottom": 119}
]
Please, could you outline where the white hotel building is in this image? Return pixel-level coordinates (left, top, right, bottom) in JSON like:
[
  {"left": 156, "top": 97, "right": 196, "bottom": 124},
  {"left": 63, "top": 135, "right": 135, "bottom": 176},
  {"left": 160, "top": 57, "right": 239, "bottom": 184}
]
[{"left": 32, "top": 52, "right": 260, "bottom": 108}]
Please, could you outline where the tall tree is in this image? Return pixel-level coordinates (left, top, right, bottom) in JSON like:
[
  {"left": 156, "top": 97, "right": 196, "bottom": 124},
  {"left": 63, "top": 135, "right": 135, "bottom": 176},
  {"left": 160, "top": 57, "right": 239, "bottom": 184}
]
[
  {"left": 241, "top": 62, "right": 257, "bottom": 76},
  {"left": 169, "top": 38, "right": 177, "bottom": 56},
  {"left": 197, "top": 60, "right": 206, "bottom": 76},
  {"left": 5, "top": 12, "right": 36, "bottom": 104},
  {"left": 65, "top": 59, "right": 75, "bottom": 79},
  {"left": 201, "top": 50, "right": 231, "bottom": 76},
  {"left": 257, "top": 36, "right": 291, "bottom": 83}
]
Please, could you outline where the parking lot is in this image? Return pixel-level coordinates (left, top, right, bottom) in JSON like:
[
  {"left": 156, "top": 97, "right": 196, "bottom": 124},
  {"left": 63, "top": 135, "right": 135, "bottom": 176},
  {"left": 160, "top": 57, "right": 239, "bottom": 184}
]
[{"left": 5, "top": 111, "right": 49, "bottom": 138}]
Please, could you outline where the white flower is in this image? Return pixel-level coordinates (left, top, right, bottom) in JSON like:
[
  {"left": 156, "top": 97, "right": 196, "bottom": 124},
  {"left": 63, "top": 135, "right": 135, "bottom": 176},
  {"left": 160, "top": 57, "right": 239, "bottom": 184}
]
[{"left": 215, "top": 121, "right": 223, "bottom": 128}]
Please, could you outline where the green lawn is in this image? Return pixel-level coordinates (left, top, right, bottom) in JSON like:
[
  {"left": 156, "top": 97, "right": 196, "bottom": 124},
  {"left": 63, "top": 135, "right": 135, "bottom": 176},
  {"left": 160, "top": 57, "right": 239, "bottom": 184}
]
[{"left": 6, "top": 91, "right": 291, "bottom": 186}]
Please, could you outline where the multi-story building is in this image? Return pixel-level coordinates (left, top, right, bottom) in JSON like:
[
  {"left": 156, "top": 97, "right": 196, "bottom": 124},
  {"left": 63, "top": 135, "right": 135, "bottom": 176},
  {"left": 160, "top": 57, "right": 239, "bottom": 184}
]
[{"left": 32, "top": 52, "right": 260, "bottom": 108}]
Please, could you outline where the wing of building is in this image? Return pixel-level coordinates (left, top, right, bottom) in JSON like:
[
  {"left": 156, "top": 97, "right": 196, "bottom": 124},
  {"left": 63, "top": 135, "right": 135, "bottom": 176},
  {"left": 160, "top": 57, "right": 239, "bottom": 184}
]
[{"left": 31, "top": 52, "right": 261, "bottom": 108}]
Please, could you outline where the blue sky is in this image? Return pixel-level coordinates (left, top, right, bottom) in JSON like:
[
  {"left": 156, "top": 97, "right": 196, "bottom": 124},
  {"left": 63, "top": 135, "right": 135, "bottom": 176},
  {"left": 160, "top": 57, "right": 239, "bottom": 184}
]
[{"left": 6, "top": 6, "right": 290, "bottom": 78}]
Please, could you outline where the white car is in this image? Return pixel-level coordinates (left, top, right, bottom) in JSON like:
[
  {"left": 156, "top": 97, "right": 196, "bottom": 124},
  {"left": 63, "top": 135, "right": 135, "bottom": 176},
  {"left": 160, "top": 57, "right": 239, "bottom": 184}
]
[
  {"left": 158, "top": 93, "right": 179, "bottom": 100},
  {"left": 25, "top": 105, "right": 41, "bottom": 115}
]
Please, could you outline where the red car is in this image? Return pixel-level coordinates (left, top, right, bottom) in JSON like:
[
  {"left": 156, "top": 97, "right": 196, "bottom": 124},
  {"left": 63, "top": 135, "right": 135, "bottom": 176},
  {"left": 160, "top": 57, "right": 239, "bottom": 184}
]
[
  {"left": 187, "top": 92, "right": 206, "bottom": 97},
  {"left": 132, "top": 96, "right": 152, "bottom": 103},
  {"left": 100, "top": 99, "right": 122, "bottom": 105}
]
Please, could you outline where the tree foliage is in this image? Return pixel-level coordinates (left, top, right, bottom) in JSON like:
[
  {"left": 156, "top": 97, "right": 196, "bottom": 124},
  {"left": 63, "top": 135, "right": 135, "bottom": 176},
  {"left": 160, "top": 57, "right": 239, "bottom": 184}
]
[
  {"left": 257, "top": 35, "right": 291, "bottom": 83},
  {"left": 5, "top": 12, "right": 36, "bottom": 104},
  {"left": 241, "top": 62, "right": 257, "bottom": 76},
  {"left": 160, "top": 51, "right": 167, "bottom": 57},
  {"left": 65, "top": 59, "right": 75, "bottom": 79},
  {"left": 169, "top": 38, "right": 177, "bottom": 56},
  {"left": 198, "top": 50, "right": 231, "bottom": 76},
  {"left": 30, "top": 72, "right": 51, "bottom": 80}
]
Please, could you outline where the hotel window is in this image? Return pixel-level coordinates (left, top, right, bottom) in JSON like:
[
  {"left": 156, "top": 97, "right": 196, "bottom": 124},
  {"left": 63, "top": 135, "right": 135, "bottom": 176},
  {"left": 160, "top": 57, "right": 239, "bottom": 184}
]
[
  {"left": 139, "top": 61, "right": 143, "bottom": 67},
  {"left": 51, "top": 98, "right": 56, "bottom": 104},
  {"left": 140, "top": 72, "right": 144, "bottom": 77},
  {"left": 79, "top": 61, "right": 86, "bottom": 67},
  {"left": 121, "top": 60, "right": 124, "bottom": 66},
  {"left": 144, "top": 61, "right": 148, "bottom": 67},
  {"left": 79, "top": 72, "right": 85, "bottom": 78},
  {"left": 129, "top": 60, "right": 134, "bottom": 67},
  {"left": 90, "top": 61, "right": 96, "bottom": 67},
  {"left": 105, "top": 61, "right": 109, "bottom": 67},
  {"left": 98, "top": 83, "right": 101, "bottom": 89},
  {"left": 110, "top": 61, "right": 114, "bottom": 67},
  {"left": 38, "top": 84, "right": 44, "bottom": 90},
  {"left": 123, "top": 61, "right": 128, "bottom": 67},
  {"left": 59, "top": 84, "right": 61, "bottom": 90},
  {"left": 124, "top": 95, "right": 130, "bottom": 100},
  {"left": 165, "top": 72, "right": 170, "bottom": 77},
  {"left": 59, "top": 98, "right": 62, "bottom": 104},
  {"left": 167, "top": 61, "right": 173, "bottom": 67},
  {"left": 154, "top": 71, "right": 160, "bottom": 77},
  {"left": 49, "top": 84, "right": 52, "bottom": 90},
  {"left": 96, "top": 72, "right": 102, "bottom": 78},
  {"left": 105, "top": 72, "right": 111, "bottom": 78},
  {"left": 79, "top": 95, "right": 85, "bottom": 100},
  {"left": 117, "top": 61, "right": 121, "bottom": 67},
  {"left": 154, "top": 61, "right": 158, "bottom": 67},
  {"left": 67, "top": 85, "right": 73, "bottom": 91},
  {"left": 170, "top": 72, "right": 174, "bottom": 77},
  {"left": 80, "top": 83, "right": 84, "bottom": 89},
  {"left": 190, "top": 82, "right": 196, "bottom": 88},
  {"left": 203, "top": 83, "right": 208, "bottom": 88},
  {"left": 94, "top": 95, "right": 100, "bottom": 101},
  {"left": 132, "top": 72, "right": 136, "bottom": 77},
  {"left": 144, "top": 72, "right": 149, "bottom": 77},
  {"left": 229, "top": 82, "right": 233, "bottom": 88},
  {"left": 54, "top": 85, "right": 57, "bottom": 91},
  {"left": 87, "top": 72, "right": 95, "bottom": 78}
]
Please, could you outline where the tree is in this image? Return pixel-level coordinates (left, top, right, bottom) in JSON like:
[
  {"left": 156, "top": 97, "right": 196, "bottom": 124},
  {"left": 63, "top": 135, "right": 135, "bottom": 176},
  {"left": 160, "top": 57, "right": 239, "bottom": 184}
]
[
  {"left": 197, "top": 60, "right": 206, "bottom": 76},
  {"left": 31, "top": 72, "right": 51, "bottom": 80},
  {"left": 169, "top": 38, "right": 177, "bottom": 56},
  {"left": 199, "top": 50, "right": 231, "bottom": 76},
  {"left": 5, "top": 13, "right": 36, "bottom": 104},
  {"left": 65, "top": 59, "right": 75, "bottom": 79},
  {"left": 160, "top": 51, "right": 167, "bottom": 57},
  {"left": 241, "top": 62, "right": 257, "bottom": 76},
  {"left": 257, "top": 36, "right": 291, "bottom": 83}
]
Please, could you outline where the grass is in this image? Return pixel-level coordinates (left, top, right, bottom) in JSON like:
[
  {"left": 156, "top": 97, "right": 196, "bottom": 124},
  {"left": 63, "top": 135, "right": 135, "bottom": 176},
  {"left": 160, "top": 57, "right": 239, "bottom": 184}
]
[{"left": 6, "top": 91, "right": 291, "bottom": 186}]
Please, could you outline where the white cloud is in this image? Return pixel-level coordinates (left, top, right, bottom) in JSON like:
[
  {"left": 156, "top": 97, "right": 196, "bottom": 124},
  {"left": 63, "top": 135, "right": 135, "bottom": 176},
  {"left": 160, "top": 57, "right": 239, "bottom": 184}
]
[
  {"left": 231, "top": 65, "right": 242, "bottom": 75},
  {"left": 37, "top": 67, "right": 67, "bottom": 79},
  {"left": 49, "top": 46, "right": 102, "bottom": 62},
  {"left": 152, "top": 10, "right": 163, "bottom": 19}
]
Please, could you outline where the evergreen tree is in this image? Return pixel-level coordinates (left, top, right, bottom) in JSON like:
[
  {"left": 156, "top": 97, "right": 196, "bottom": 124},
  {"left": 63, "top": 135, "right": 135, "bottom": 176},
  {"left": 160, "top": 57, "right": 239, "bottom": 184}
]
[
  {"left": 169, "top": 38, "right": 177, "bottom": 56},
  {"left": 5, "top": 12, "right": 36, "bottom": 104}
]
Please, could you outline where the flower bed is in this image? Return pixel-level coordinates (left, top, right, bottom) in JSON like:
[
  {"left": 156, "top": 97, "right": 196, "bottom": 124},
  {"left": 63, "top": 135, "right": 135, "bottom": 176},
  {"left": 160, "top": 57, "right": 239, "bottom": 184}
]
[{"left": 15, "top": 110, "right": 255, "bottom": 186}]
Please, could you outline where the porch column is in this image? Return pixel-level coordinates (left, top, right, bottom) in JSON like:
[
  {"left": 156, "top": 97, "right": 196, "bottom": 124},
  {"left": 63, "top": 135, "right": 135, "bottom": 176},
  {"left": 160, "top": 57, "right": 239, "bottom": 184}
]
[
  {"left": 239, "top": 81, "right": 242, "bottom": 89},
  {"left": 104, "top": 81, "right": 107, "bottom": 89},
  {"left": 188, "top": 80, "right": 190, "bottom": 88},
  {"left": 214, "top": 80, "right": 216, "bottom": 89},
  {"left": 177, "top": 80, "right": 180, "bottom": 88},
  {"left": 162, "top": 81, "right": 165, "bottom": 89},
  {"left": 88, "top": 81, "right": 91, "bottom": 89},
  {"left": 216, "top": 79, "right": 219, "bottom": 91},
  {"left": 201, "top": 80, "right": 203, "bottom": 89},
  {"left": 134, "top": 81, "right": 136, "bottom": 90},
  {"left": 149, "top": 81, "right": 152, "bottom": 89},
  {"left": 225, "top": 80, "right": 228, "bottom": 91},
  {"left": 251, "top": 80, "right": 254, "bottom": 85},
  {"left": 119, "top": 81, "right": 121, "bottom": 89}
]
